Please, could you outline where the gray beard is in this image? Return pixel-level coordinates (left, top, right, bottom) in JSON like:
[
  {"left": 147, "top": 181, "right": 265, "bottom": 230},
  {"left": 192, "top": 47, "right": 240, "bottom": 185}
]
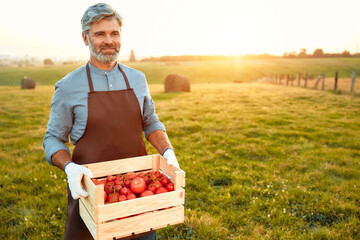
[{"left": 88, "top": 41, "right": 119, "bottom": 63}]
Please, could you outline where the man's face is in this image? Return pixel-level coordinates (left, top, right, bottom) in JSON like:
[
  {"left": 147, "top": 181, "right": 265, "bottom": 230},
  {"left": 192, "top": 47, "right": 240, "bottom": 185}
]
[{"left": 83, "top": 18, "right": 121, "bottom": 63}]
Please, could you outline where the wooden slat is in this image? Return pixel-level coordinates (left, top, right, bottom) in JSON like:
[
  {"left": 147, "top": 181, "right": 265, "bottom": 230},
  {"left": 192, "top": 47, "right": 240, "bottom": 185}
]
[
  {"left": 174, "top": 171, "right": 182, "bottom": 191},
  {"left": 79, "top": 200, "right": 98, "bottom": 240},
  {"left": 98, "top": 206, "right": 184, "bottom": 240},
  {"left": 80, "top": 195, "right": 97, "bottom": 223},
  {"left": 152, "top": 154, "right": 160, "bottom": 171},
  {"left": 94, "top": 184, "right": 105, "bottom": 206},
  {"left": 159, "top": 155, "right": 186, "bottom": 189},
  {"left": 82, "top": 175, "right": 105, "bottom": 206},
  {"left": 82, "top": 175, "right": 96, "bottom": 204},
  {"left": 96, "top": 189, "right": 184, "bottom": 223},
  {"left": 83, "top": 155, "right": 155, "bottom": 178}
]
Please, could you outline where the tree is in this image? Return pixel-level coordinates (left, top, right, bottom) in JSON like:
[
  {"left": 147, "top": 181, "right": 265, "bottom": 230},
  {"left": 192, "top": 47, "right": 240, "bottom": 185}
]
[
  {"left": 341, "top": 50, "right": 350, "bottom": 57},
  {"left": 288, "top": 51, "right": 297, "bottom": 58},
  {"left": 129, "top": 49, "right": 136, "bottom": 62},
  {"left": 313, "top": 49, "right": 324, "bottom": 57},
  {"left": 298, "top": 48, "right": 307, "bottom": 57}
]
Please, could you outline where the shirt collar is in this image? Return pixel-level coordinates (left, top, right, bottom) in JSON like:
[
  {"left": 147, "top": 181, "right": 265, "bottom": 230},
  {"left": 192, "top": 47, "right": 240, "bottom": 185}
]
[{"left": 88, "top": 62, "right": 119, "bottom": 76}]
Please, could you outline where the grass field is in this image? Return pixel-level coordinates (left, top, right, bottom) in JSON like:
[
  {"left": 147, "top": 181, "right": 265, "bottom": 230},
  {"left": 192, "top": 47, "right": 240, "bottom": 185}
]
[
  {"left": 1, "top": 58, "right": 360, "bottom": 86},
  {"left": 1, "top": 78, "right": 360, "bottom": 239}
]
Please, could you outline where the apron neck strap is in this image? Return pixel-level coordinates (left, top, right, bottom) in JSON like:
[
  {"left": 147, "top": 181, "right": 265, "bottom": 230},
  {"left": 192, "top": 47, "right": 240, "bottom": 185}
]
[
  {"left": 86, "top": 63, "right": 94, "bottom": 92},
  {"left": 118, "top": 64, "right": 131, "bottom": 89},
  {"left": 86, "top": 62, "right": 131, "bottom": 92}
]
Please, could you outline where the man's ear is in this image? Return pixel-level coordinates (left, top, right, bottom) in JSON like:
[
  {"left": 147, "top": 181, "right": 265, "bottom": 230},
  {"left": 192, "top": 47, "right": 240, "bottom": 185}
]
[{"left": 82, "top": 33, "right": 89, "bottom": 46}]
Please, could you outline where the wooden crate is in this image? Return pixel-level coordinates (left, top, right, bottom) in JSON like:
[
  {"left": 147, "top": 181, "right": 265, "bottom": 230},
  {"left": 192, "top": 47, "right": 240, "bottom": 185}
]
[{"left": 80, "top": 154, "right": 186, "bottom": 240}]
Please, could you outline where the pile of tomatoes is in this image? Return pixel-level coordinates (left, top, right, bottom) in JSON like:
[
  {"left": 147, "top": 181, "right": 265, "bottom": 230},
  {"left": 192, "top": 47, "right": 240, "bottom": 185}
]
[{"left": 91, "top": 170, "right": 175, "bottom": 204}]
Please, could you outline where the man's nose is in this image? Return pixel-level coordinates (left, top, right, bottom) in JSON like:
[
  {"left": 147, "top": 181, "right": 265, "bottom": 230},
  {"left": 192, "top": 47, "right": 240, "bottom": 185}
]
[{"left": 103, "top": 34, "right": 112, "bottom": 44}]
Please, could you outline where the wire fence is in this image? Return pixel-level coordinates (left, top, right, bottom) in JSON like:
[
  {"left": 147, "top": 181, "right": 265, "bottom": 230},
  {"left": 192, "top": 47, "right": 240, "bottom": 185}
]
[{"left": 263, "top": 72, "right": 358, "bottom": 97}]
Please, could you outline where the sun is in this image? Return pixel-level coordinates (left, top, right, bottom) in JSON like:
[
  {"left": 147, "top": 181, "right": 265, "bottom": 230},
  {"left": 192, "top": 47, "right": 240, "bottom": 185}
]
[{"left": 219, "top": 23, "right": 253, "bottom": 55}]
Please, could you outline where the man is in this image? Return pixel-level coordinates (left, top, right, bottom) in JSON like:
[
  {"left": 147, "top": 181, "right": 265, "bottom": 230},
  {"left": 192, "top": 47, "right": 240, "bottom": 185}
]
[{"left": 43, "top": 3, "right": 180, "bottom": 240}]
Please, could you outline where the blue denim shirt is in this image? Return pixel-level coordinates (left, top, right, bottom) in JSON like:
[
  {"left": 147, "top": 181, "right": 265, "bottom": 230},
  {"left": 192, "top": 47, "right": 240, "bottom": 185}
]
[{"left": 43, "top": 62, "right": 165, "bottom": 165}]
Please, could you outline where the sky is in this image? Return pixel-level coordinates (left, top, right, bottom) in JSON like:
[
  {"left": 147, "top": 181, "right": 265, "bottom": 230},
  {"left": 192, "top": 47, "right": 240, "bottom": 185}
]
[{"left": 0, "top": 0, "right": 360, "bottom": 61}]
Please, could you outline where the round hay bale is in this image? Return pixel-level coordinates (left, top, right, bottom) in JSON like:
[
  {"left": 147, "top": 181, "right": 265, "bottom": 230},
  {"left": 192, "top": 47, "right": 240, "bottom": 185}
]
[
  {"left": 21, "top": 77, "right": 36, "bottom": 89},
  {"left": 164, "top": 74, "right": 190, "bottom": 92}
]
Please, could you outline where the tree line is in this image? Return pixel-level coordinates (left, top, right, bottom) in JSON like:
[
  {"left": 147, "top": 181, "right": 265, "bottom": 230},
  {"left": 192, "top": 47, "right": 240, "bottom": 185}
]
[{"left": 140, "top": 49, "right": 360, "bottom": 62}]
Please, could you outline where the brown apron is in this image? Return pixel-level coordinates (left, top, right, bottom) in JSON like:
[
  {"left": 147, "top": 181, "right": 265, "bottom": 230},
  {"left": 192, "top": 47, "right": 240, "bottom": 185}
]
[{"left": 65, "top": 63, "right": 153, "bottom": 240}]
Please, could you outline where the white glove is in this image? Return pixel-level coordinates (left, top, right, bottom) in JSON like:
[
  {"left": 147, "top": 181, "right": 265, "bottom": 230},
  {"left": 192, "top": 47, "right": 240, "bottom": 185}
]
[
  {"left": 163, "top": 148, "right": 180, "bottom": 169},
  {"left": 64, "top": 162, "right": 93, "bottom": 200}
]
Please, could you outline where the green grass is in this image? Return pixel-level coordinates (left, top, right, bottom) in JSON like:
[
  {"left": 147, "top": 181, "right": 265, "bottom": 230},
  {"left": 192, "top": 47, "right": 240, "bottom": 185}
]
[
  {"left": 1, "top": 58, "right": 360, "bottom": 86},
  {"left": 1, "top": 81, "right": 360, "bottom": 239}
]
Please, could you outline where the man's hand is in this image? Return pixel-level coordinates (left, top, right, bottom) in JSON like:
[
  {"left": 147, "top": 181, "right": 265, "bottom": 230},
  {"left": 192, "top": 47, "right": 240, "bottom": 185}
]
[
  {"left": 64, "top": 162, "right": 93, "bottom": 199},
  {"left": 163, "top": 148, "right": 180, "bottom": 169}
]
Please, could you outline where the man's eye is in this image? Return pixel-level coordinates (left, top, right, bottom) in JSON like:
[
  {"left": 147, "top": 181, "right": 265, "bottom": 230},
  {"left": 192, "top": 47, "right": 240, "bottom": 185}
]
[{"left": 95, "top": 33, "right": 104, "bottom": 36}]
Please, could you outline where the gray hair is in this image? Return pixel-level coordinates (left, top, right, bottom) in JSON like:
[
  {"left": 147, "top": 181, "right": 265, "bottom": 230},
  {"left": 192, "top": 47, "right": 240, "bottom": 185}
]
[{"left": 81, "top": 3, "right": 123, "bottom": 34}]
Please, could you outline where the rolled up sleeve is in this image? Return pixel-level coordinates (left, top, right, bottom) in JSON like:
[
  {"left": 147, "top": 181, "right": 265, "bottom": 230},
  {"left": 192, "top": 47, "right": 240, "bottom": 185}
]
[
  {"left": 43, "top": 82, "right": 73, "bottom": 165},
  {"left": 143, "top": 91, "right": 166, "bottom": 139}
]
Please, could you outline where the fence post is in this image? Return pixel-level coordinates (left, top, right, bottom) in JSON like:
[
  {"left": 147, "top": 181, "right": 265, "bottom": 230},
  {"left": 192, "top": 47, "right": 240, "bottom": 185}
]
[
  {"left": 321, "top": 72, "right": 325, "bottom": 90},
  {"left": 304, "top": 73, "right": 308, "bottom": 88},
  {"left": 314, "top": 75, "right": 321, "bottom": 88},
  {"left": 298, "top": 73, "right": 301, "bottom": 86},
  {"left": 350, "top": 71, "right": 356, "bottom": 95},
  {"left": 334, "top": 72, "right": 338, "bottom": 91}
]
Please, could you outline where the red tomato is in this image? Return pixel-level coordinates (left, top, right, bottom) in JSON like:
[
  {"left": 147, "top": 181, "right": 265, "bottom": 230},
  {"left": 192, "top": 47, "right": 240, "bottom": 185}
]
[
  {"left": 166, "top": 183, "right": 175, "bottom": 191},
  {"left": 137, "top": 172, "right": 146, "bottom": 178},
  {"left": 154, "top": 171, "right": 163, "bottom": 179},
  {"left": 104, "top": 192, "right": 107, "bottom": 202},
  {"left": 118, "top": 195, "right": 127, "bottom": 202},
  {"left": 98, "top": 179, "right": 107, "bottom": 185},
  {"left": 155, "top": 180, "right": 162, "bottom": 188},
  {"left": 108, "top": 192, "right": 120, "bottom": 203},
  {"left": 115, "top": 179, "right": 124, "bottom": 186},
  {"left": 120, "top": 187, "right": 131, "bottom": 196},
  {"left": 114, "top": 184, "right": 122, "bottom": 193},
  {"left": 115, "top": 174, "right": 122, "bottom": 181},
  {"left": 143, "top": 176, "right": 150, "bottom": 184},
  {"left": 155, "top": 187, "right": 168, "bottom": 194},
  {"left": 92, "top": 178, "right": 99, "bottom": 184},
  {"left": 125, "top": 172, "right": 137, "bottom": 180},
  {"left": 107, "top": 175, "right": 116, "bottom": 182},
  {"left": 124, "top": 179, "right": 131, "bottom": 187},
  {"left": 104, "top": 182, "right": 115, "bottom": 194},
  {"left": 127, "top": 193, "right": 137, "bottom": 200},
  {"left": 130, "top": 177, "right": 146, "bottom": 194},
  {"left": 147, "top": 183, "right": 157, "bottom": 192},
  {"left": 140, "top": 190, "right": 154, "bottom": 197},
  {"left": 161, "top": 177, "right": 170, "bottom": 186},
  {"left": 146, "top": 172, "right": 157, "bottom": 180}
]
